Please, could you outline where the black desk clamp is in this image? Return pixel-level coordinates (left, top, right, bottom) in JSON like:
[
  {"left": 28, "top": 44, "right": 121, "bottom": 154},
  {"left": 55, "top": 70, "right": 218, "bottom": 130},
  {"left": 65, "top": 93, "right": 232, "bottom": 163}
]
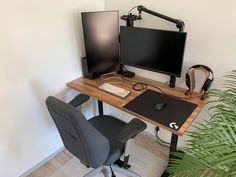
[{"left": 120, "top": 5, "right": 185, "bottom": 88}]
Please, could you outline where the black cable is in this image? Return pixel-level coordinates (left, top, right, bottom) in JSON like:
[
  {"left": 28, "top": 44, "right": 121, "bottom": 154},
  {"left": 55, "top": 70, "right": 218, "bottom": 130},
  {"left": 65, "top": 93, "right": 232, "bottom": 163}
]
[
  {"left": 123, "top": 65, "right": 129, "bottom": 72},
  {"left": 122, "top": 78, "right": 147, "bottom": 91},
  {"left": 109, "top": 166, "right": 116, "bottom": 177},
  {"left": 154, "top": 128, "right": 170, "bottom": 147},
  {"left": 147, "top": 84, "right": 185, "bottom": 99},
  {"left": 148, "top": 83, "right": 202, "bottom": 100},
  {"left": 123, "top": 78, "right": 163, "bottom": 92},
  {"left": 128, "top": 6, "right": 139, "bottom": 14},
  {"left": 132, "top": 82, "right": 147, "bottom": 91},
  {"left": 146, "top": 84, "right": 165, "bottom": 94},
  {"left": 123, "top": 78, "right": 201, "bottom": 100}
]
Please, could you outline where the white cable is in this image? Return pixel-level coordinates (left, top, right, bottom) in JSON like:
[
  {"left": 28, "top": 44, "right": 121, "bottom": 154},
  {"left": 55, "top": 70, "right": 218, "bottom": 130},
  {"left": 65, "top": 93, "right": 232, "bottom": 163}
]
[{"left": 100, "top": 72, "right": 123, "bottom": 84}]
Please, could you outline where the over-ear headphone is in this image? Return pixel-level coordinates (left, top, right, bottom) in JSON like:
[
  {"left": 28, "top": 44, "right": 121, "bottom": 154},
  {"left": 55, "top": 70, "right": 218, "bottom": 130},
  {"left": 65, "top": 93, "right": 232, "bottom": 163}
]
[{"left": 185, "top": 65, "right": 214, "bottom": 95}]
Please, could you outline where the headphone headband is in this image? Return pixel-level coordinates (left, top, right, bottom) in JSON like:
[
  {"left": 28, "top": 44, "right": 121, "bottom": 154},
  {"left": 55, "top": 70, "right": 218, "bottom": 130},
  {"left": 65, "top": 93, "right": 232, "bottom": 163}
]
[
  {"left": 189, "top": 65, "right": 214, "bottom": 79},
  {"left": 185, "top": 64, "right": 214, "bottom": 96}
]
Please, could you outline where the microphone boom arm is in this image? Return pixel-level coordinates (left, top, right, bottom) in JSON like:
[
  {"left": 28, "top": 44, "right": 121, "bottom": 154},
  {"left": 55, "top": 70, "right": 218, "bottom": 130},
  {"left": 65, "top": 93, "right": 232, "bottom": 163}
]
[{"left": 137, "top": 5, "right": 185, "bottom": 32}]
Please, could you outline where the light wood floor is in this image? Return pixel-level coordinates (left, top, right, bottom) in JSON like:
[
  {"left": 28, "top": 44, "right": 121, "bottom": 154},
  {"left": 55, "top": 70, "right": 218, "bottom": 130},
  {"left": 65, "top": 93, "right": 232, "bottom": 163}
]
[{"left": 27, "top": 133, "right": 169, "bottom": 177}]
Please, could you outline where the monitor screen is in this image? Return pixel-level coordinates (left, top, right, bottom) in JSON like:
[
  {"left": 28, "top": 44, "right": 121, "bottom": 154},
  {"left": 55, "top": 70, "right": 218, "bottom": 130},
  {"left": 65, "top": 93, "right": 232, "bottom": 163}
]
[
  {"left": 81, "top": 11, "right": 119, "bottom": 73},
  {"left": 120, "top": 26, "right": 187, "bottom": 77}
]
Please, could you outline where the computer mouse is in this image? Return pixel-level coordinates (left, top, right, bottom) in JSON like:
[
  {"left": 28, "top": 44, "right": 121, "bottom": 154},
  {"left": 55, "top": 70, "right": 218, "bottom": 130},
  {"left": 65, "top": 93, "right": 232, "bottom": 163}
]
[{"left": 154, "top": 103, "right": 166, "bottom": 111}]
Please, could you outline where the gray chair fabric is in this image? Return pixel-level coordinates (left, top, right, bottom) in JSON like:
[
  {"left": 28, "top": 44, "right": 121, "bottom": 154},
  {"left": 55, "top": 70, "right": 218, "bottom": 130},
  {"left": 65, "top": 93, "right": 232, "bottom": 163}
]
[
  {"left": 45, "top": 95, "right": 147, "bottom": 176},
  {"left": 46, "top": 96, "right": 110, "bottom": 168},
  {"left": 89, "top": 115, "right": 126, "bottom": 165}
]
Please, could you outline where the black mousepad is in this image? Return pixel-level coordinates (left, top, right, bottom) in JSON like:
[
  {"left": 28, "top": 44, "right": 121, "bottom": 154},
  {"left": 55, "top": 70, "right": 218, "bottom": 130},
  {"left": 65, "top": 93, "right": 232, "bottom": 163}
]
[{"left": 124, "top": 89, "right": 197, "bottom": 130}]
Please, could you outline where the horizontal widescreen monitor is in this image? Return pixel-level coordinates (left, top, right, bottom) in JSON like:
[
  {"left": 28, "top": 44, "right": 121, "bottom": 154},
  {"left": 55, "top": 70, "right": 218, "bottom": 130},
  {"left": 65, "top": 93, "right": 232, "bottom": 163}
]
[{"left": 120, "top": 26, "right": 187, "bottom": 77}]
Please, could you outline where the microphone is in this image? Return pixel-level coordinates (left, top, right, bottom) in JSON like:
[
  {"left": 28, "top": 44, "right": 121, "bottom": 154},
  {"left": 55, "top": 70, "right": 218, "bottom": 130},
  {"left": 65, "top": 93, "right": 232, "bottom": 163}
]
[
  {"left": 120, "top": 5, "right": 143, "bottom": 27},
  {"left": 120, "top": 13, "right": 140, "bottom": 27}
]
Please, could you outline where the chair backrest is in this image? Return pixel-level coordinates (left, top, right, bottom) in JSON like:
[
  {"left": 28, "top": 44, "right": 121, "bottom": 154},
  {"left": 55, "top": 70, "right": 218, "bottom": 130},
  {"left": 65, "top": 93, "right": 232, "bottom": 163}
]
[{"left": 45, "top": 96, "right": 110, "bottom": 168}]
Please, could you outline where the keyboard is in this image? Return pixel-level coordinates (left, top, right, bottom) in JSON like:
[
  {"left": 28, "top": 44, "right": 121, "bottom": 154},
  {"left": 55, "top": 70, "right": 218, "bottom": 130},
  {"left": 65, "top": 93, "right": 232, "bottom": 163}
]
[{"left": 98, "top": 83, "right": 131, "bottom": 98}]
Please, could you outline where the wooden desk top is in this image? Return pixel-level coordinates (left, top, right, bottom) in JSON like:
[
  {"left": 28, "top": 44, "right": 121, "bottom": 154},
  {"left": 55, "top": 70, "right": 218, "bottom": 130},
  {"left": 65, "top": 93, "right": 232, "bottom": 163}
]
[{"left": 67, "top": 75, "right": 207, "bottom": 136}]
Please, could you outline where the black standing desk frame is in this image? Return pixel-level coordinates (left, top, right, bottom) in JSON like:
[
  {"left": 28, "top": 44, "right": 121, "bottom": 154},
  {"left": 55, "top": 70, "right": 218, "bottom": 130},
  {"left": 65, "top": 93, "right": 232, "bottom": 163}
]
[
  {"left": 98, "top": 100, "right": 103, "bottom": 115},
  {"left": 161, "top": 134, "right": 178, "bottom": 177}
]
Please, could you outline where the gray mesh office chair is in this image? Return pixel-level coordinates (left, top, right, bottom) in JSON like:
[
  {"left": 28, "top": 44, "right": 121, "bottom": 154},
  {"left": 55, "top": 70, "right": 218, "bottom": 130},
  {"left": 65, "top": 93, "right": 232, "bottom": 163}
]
[{"left": 45, "top": 94, "right": 147, "bottom": 177}]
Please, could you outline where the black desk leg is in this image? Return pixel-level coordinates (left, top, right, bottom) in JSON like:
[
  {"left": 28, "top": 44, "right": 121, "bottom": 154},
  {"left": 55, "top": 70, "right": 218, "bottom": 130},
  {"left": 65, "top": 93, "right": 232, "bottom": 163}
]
[
  {"left": 170, "top": 133, "right": 178, "bottom": 154},
  {"left": 161, "top": 133, "right": 179, "bottom": 177},
  {"left": 97, "top": 100, "right": 103, "bottom": 115}
]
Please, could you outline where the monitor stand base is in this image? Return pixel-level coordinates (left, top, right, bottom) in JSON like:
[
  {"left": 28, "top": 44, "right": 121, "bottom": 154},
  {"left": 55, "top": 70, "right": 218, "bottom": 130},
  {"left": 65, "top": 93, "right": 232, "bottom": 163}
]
[
  {"left": 169, "top": 76, "right": 176, "bottom": 88},
  {"left": 117, "top": 64, "right": 135, "bottom": 78},
  {"left": 82, "top": 57, "right": 101, "bottom": 79}
]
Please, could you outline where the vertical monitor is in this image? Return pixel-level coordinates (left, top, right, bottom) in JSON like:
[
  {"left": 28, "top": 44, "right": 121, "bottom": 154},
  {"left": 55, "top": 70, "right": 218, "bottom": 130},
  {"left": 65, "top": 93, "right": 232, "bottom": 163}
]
[
  {"left": 81, "top": 11, "right": 119, "bottom": 74},
  {"left": 120, "top": 26, "right": 187, "bottom": 77}
]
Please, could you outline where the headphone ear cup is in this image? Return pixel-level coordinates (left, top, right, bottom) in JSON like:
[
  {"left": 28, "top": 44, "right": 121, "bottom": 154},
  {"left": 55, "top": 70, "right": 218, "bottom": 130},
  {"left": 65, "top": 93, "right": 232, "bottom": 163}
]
[
  {"left": 202, "top": 79, "right": 212, "bottom": 92},
  {"left": 185, "top": 73, "right": 190, "bottom": 88}
]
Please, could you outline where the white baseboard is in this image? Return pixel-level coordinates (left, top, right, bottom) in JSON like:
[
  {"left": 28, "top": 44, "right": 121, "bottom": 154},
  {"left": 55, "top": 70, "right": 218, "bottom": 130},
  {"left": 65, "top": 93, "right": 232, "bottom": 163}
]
[{"left": 19, "top": 147, "right": 65, "bottom": 177}]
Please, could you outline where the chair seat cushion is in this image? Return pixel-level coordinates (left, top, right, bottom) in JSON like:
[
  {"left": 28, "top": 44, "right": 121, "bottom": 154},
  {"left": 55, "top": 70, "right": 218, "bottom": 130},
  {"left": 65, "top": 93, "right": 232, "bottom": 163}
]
[{"left": 89, "top": 115, "right": 127, "bottom": 165}]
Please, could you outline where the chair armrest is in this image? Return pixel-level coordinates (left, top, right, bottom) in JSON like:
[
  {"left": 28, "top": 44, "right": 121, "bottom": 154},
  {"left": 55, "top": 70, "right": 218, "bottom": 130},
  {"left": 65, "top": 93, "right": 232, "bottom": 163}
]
[
  {"left": 116, "top": 118, "right": 147, "bottom": 143},
  {"left": 68, "top": 94, "right": 90, "bottom": 107}
]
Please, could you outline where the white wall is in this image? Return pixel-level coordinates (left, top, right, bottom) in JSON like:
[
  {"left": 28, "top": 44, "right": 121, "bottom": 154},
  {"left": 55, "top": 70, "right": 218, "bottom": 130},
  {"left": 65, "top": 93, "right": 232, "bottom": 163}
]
[
  {"left": 0, "top": 1, "right": 104, "bottom": 176},
  {"left": 104, "top": 0, "right": 236, "bottom": 144},
  {"left": 1, "top": 1, "right": 235, "bottom": 176}
]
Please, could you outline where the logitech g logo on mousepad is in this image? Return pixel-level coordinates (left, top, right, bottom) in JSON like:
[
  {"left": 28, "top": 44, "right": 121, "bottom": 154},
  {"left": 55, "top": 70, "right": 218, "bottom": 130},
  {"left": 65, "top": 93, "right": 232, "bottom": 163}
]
[{"left": 124, "top": 89, "right": 197, "bottom": 130}]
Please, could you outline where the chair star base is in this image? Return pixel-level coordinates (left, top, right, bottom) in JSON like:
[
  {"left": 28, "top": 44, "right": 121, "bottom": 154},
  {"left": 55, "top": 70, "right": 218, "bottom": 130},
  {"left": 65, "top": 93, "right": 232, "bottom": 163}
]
[{"left": 84, "top": 165, "right": 140, "bottom": 177}]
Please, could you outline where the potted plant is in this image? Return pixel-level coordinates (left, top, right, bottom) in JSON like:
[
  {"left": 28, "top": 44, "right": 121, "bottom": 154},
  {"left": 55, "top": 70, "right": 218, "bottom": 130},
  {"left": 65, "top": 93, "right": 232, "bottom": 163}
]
[{"left": 168, "top": 70, "right": 236, "bottom": 176}]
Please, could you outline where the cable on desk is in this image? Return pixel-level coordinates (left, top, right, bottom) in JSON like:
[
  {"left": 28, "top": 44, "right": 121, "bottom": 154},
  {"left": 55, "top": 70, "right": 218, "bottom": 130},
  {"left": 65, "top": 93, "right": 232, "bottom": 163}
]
[
  {"left": 123, "top": 78, "right": 201, "bottom": 100},
  {"left": 147, "top": 84, "right": 184, "bottom": 99},
  {"left": 149, "top": 83, "right": 202, "bottom": 100},
  {"left": 100, "top": 72, "right": 123, "bottom": 84},
  {"left": 123, "top": 78, "right": 148, "bottom": 92},
  {"left": 132, "top": 82, "right": 147, "bottom": 91},
  {"left": 123, "top": 78, "right": 167, "bottom": 93},
  {"left": 122, "top": 78, "right": 138, "bottom": 84}
]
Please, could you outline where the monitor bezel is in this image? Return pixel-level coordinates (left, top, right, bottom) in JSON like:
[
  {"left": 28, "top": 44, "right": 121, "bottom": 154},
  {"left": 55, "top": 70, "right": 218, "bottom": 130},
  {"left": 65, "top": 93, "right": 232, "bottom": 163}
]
[
  {"left": 120, "top": 26, "right": 187, "bottom": 78},
  {"left": 81, "top": 10, "right": 120, "bottom": 74}
]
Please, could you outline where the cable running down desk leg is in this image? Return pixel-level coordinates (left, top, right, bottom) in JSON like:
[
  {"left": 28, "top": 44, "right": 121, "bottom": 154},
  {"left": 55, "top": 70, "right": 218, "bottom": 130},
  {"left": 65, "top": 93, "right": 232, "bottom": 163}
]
[{"left": 98, "top": 100, "right": 103, "bottom": 115}]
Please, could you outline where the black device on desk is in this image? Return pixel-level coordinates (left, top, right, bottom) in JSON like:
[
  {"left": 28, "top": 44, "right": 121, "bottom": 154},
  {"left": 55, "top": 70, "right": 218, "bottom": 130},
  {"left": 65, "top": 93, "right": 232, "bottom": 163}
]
[{"left": 154, "top": 102, "right": 166, "bottom": 111}]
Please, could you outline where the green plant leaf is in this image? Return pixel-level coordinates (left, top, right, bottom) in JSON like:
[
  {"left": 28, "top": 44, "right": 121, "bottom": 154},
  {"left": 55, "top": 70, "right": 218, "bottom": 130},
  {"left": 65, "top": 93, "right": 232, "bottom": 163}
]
[{"left": 168, "top": 70, "right": 236, "bottom": 177}]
